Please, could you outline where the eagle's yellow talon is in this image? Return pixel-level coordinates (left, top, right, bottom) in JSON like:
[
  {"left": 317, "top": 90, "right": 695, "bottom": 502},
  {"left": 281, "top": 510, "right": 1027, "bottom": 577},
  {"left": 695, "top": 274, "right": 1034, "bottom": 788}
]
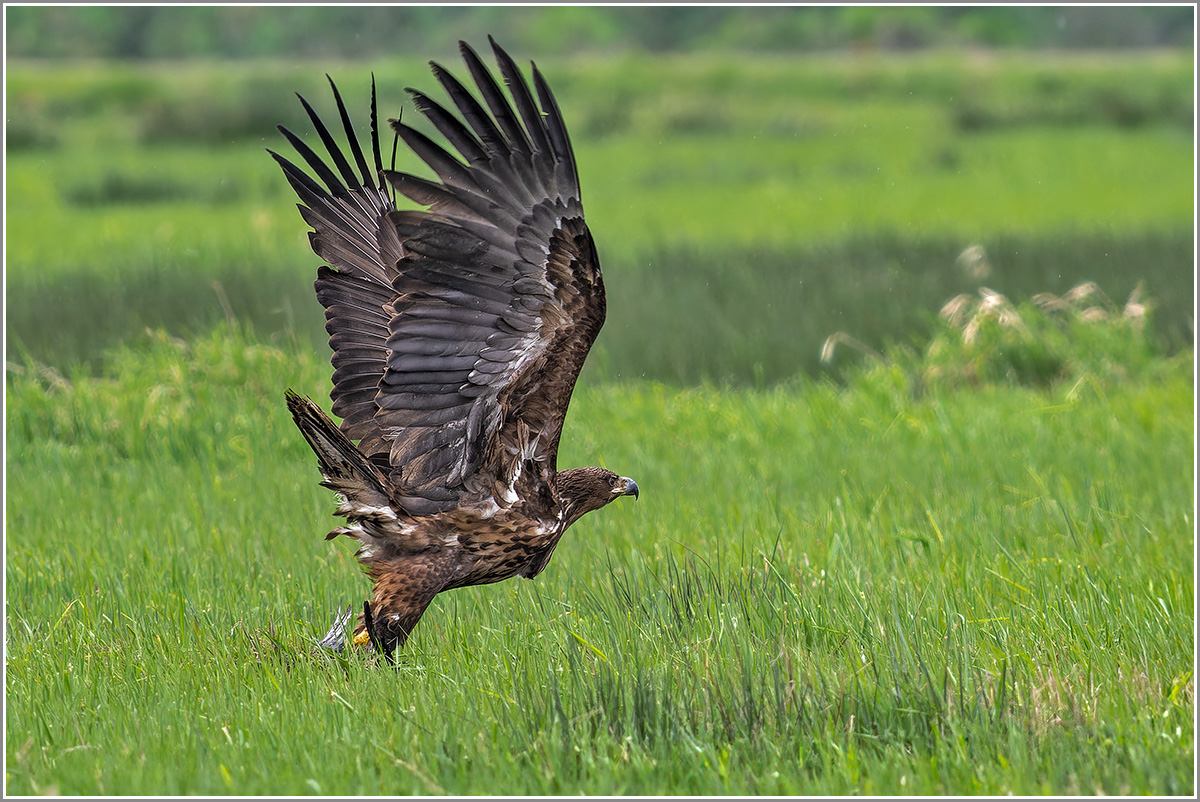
[{"left": 353, "top": 629, "right": 371, "bottom": 646}]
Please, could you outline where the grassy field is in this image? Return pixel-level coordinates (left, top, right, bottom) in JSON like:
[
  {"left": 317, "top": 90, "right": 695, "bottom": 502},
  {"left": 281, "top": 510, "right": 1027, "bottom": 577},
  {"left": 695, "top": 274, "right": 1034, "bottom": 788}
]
[
  {"left": 5, "top": 48, "right": 1197, "bottom": 795},
  {"left": 5, "top": 322, "right": 1194, "bottom": 795}
]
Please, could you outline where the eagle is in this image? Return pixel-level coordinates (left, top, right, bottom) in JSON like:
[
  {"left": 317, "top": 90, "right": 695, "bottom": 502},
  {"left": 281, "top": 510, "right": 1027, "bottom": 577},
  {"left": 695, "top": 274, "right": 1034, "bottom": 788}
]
[{"left": 269, "top": 38, "right": 638, "bottom": 662}]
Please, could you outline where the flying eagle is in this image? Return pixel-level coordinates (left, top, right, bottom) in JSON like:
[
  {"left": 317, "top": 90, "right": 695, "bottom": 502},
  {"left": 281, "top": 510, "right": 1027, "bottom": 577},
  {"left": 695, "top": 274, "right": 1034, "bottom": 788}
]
[{"left": 269, "top": 38, "right": 638, "bottom": 661}]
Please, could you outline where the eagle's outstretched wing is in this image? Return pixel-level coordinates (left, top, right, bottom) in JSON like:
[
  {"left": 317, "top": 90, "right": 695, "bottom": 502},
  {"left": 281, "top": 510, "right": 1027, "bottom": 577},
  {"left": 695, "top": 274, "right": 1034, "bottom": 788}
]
[{"left": 270, "top": 37, "right": 605, "bottom": 518}]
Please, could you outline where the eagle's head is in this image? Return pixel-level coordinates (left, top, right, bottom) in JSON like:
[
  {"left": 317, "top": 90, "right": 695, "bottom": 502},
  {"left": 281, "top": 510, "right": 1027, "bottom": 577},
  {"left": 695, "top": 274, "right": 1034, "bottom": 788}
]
[{"left": 557, "top": 466, "right": 639, "bottom": 527}]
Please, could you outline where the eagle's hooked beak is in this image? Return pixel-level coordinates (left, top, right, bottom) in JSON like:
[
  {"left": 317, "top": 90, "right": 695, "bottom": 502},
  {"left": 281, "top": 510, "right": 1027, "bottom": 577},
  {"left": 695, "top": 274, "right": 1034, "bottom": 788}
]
[{"left": 618, "top": 477, "right": 639, "bottom": 501}]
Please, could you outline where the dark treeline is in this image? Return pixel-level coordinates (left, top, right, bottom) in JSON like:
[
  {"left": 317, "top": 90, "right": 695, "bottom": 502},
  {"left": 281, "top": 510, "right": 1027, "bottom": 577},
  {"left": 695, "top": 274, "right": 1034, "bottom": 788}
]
[{"left": 6, "top": 5, "right": 1194, "bottom": 61}]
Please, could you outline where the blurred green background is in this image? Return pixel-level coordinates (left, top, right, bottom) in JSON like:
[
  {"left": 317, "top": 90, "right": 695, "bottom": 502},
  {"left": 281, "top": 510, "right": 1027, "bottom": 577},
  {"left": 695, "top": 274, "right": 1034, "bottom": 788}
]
[
  {"left": 5, "top": 6, "right": 1195, "bottom": 383},
  {"left": 6, "top": 6, "right": 1195, "bottom": 58}
]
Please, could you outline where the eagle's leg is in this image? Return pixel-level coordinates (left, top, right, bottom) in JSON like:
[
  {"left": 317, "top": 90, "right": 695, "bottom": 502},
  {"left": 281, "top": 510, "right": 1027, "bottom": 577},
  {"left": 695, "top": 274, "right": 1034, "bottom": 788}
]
[
  {"left": 362, "top": 599, "right": 428, "bottom": 664},
  {"left": 362, "top": 600, "right": 396, "bottom": 663}
]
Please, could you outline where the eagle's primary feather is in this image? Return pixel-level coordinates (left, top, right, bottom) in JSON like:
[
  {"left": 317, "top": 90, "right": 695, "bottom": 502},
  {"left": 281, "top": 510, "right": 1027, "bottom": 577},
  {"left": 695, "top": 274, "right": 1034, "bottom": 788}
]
[{"left": 271, "top": 38, "right": 638, "bottom": 660}]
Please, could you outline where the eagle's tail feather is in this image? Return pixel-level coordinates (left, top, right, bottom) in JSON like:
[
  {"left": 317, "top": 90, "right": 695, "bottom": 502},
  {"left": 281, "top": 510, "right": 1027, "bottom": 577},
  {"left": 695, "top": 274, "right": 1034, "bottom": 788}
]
[{"left": 285, "top": 390, "right": 396, "bottom": 513}]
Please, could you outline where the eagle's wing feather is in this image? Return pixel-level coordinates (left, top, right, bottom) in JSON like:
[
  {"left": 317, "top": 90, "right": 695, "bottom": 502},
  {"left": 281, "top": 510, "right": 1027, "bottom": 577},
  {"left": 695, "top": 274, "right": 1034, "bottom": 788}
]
[
  {"left": 270, "top": 77, "right": 404, "bottom": 464},
  {"left": 272, "top": 79, "right": 399, "bottom": 287},
  {"left": 275, "top": 38, "right": 604, "bottom": 517}
]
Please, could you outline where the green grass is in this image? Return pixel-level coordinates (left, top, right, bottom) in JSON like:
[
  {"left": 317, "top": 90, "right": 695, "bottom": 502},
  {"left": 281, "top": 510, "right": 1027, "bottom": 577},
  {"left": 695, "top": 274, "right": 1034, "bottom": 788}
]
[{"left": 5, "top": 324, "right": 1194, "bottom": 795}]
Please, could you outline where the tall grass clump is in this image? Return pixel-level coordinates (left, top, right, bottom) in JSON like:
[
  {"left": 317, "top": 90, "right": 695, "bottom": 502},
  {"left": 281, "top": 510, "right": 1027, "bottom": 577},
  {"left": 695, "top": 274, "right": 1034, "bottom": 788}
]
[
  {"left": 823, "top": 276, "right": 1176, "bottom": 390},
  {"left": 921, "top": 281, "right": 1158, "bottom": 387}
]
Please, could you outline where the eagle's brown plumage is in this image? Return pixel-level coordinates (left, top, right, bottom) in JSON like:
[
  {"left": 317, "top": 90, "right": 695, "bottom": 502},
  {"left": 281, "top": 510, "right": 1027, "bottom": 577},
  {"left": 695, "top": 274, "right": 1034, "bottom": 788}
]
[{"left": 270, "top": 38, "right": 638, "bottom": 661}]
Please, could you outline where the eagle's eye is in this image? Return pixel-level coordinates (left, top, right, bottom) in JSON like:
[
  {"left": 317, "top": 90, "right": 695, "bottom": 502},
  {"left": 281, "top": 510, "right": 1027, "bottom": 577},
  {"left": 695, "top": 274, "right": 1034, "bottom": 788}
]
[{"left": 607, "top": 475, "right": 617, "bottom": 487}]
